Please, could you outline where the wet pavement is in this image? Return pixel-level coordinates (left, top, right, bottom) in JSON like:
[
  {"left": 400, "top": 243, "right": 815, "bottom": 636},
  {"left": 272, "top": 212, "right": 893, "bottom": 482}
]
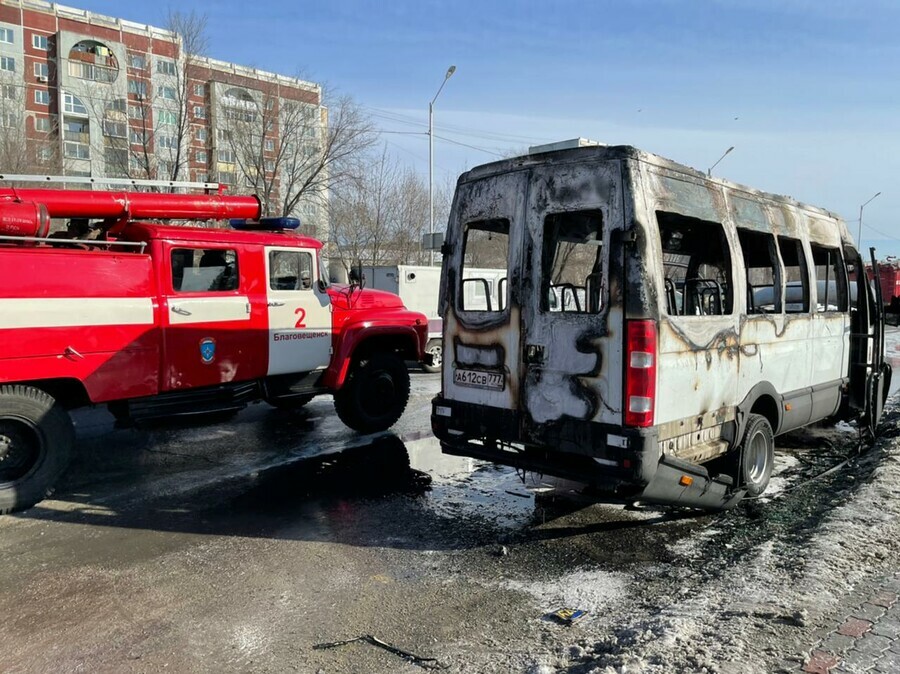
[
  {"left": 2, "top": 362, "right": 900, "bottom": 673},
  {"left": 0, "top": 372, "right": 706, "bottom": 673}
]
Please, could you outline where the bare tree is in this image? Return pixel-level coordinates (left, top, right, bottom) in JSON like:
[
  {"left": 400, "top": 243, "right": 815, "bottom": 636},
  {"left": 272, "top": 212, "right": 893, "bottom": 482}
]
[
  {"left": 222, "top": 86, "right": 377, "bottom": 222},
  {"left": 329, "top": 146, "right": 442, "bottom": 270},
  {"left": 0, "top": 80, "right": 61, "bottom": 175},
  {"left": 79, "top": 11, "right": 208, "bottom": 184},
  {"left": 165, "top": 10, "right": 208, "bottom": 182}
]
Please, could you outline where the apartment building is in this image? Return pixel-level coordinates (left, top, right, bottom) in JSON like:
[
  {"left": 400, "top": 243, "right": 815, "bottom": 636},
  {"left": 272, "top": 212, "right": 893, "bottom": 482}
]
[{"left": 0, "top": 0, "right": 325, "bottom": 231}]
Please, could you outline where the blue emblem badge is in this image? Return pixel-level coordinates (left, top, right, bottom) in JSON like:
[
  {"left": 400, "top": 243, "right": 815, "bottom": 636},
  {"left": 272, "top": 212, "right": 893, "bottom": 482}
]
[{"left": 199, "top": 338, "right": 216, "bottom": 364}]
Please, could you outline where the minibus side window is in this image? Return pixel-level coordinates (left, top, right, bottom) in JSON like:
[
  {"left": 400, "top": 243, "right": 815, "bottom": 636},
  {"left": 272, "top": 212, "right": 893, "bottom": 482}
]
[
  {"left": 738, "top": 229, "right": 781, "bottom": 314},
  {"left": 460, "top": 219, "right": 509, "bottom": 312},
  {"left": 657, "top": 211, "right": 733, "bottom": 316},
  {"left": 777, "top": 237, "right": 810, "bottom": 313},
  {"left": 810, "top": 245, "right": 848, "bottom": 312},
  {"left": 541, "top": 210, "right": 604, "bottom": 313}
]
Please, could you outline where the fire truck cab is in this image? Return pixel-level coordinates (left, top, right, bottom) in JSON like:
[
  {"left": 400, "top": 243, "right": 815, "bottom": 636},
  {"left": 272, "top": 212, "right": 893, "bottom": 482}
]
[{"left": 0, "top": 182, "right": 429, "bottom": 513}]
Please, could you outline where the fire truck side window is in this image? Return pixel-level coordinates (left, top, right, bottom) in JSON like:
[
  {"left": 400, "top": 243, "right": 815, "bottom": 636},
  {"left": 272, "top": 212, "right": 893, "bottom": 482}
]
[
  {"left": 172, "top": 248, "right": 239, "bottom": 292},
  {"left": 269, "top": 251, "right": 314, "bottom": 291}
]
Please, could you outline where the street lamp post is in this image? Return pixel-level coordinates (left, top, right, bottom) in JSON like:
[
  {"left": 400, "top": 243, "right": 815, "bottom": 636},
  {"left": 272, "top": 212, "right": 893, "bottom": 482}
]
[
  {"left": 429, "top": 65, "right": 456, "bottom": 266},
  {"left": 857, "top": 191, "right": 882, "bottom": 249},
  {"left": 707, "top": 146, "right": 734, "bottom": 177}
]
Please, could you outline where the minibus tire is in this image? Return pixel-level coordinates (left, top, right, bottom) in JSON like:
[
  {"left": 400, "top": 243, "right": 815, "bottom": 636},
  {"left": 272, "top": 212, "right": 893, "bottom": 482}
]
[
  {"left": 0, "top": 385, "right": 75, "bottom": 514},
  {"left": 738, "top": 414, "right": 774, "bottom": 497}
]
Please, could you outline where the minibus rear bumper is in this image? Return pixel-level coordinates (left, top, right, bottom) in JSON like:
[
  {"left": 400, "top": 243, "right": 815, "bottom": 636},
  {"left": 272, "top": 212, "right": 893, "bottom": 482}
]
[{"left": 432, "top": 396, "right": 744, "bottom": 511}]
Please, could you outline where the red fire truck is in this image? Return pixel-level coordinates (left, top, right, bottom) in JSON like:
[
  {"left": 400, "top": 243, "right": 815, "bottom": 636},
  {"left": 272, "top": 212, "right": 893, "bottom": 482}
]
[{"left": 0, "top": 179, "right": 429, "bottom": 513}]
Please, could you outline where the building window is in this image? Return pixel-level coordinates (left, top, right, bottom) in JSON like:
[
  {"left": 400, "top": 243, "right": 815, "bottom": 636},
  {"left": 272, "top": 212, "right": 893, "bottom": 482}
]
[
  {"left": 1, "top": 84, "right": 16, "bottom": 100},
  {"left": 157, "top": 85, "right": 176, "bottom": 101},
  {"left": 68, "top": 40, "right": 118, "bottom": 83},
  {"left": 0, "top": 27, "right": 13, "bottom": 44},
  {"left": 157, "top": 135, "right": 178, "bottom": 150},
  {"left": 129, "top": 129, "right": 145, "bottom": 144},
  {"left": 193, "top": 83, "right": 205, "bottom": 97},
  {"left": 32, "top": 34, "right": 48, "bottom": 50},
  {"left": 265, "top": 159, "right": 275, "bottom": 172},
  {"left": 33, "top": 62, "right": 48, "bottom": 79},
  {"left": 216, "top": 128, "right": 231, "bottom": 142},
  {"left": 157, "top": 109, "right": 178, "bottom": 125},
  {"left": 0, "top": 56, "right": 14, "bottom": 73},
  {"left": 128, "top": 80, "right": 147, "bottom": 97},
  {"left": 64, "top": 142, "right": 90, "bottom": 160},
  {"left": 195, "top": 127, "right": 207, "bottom": 142},
  {"left": 128, "top": 104, "right": 145, "bottom": 120},
  {"left": 38, "top": 146, "right": 53, "bottom": 161},
  {"left": 34, "top": 90, "right": 49, "bottom": 105},
  {"left": 265, "top": 138, "right": 274, "bottom": 152},
  {"left": 195, "top": 149, "right": 207, "bottom": 163},
  {"left": 218, "top": 171, "right": 236, "bottom": 185},
  {"left": 195, "top": 172, "right": 208, "bottom": 182},
  {"left": 156, "top": 59, "right": 177, "bottom": 76},
  {"left": 217, "top": 148, "right": 235, "bottom": 164},
  {"left": 102, "top": 120, "right": 127, "bottom": 138},
  {"left": 1, "top": 112, "right": 15, "bottom": 127},
  {"left": 129, "top": 54, "right": 145, "bottom": 70},
  {"left": 35, "top": 116, "right": 51, "bottom": 132},
  {"left": 63, "top": 92, "right": 87, "bottom": 115},
  {"left": 193, "top": 105, "right": 205, "bottom": 119}
]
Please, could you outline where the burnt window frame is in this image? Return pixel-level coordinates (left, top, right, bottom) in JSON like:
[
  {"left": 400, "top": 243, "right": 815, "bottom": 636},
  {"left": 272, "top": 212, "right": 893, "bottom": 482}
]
[
  {"left": 737, "top": 229, "right": 782, "bottom": 315},
  {"left": 459, "top": 218, "right": 510, "bottom": 313},
  {"left": 170, "top": 247, "right": 239, "bottom": 293},
  {"left": 810, "top": 243, "right": 848, "bottom": 312},
  {"left": 776, "top": 237, "right": 810, "bottom": 314},
  {"left": 656, "top": 211, "right": 734, "bottom": 317},
  {"left": 539, "top": 209, "right": 605, "bottom": 314}
]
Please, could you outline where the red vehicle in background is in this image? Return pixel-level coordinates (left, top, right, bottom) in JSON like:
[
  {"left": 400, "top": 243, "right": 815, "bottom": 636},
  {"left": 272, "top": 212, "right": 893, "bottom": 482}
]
[
  {"left": 0, "top": 179, "right": 429, "bottom": 513},
  {"left": 868, "top": 260, "right": 900, "bottom": 309}
]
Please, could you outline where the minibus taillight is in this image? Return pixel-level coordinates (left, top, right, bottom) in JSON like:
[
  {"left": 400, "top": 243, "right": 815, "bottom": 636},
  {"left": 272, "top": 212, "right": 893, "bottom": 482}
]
[{"left": 625, "top": 320, "right": 657, "bottom": 428}]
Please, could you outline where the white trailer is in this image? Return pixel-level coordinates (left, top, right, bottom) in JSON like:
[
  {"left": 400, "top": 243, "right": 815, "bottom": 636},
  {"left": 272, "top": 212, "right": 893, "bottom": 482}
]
[{"left": 361, "top": 264, "right": 507, "bottom": 373}]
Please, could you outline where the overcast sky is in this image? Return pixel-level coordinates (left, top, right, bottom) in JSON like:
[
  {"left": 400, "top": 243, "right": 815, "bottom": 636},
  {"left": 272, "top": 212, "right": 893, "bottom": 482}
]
[{"left": 76, "top": 0, "right": 899, "bottom": 255}]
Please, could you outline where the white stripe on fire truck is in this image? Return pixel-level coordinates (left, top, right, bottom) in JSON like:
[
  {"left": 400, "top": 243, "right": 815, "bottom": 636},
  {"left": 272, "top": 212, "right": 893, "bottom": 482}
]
[{"left": 0, "top": 297, "right": 154, "bottom": 329}]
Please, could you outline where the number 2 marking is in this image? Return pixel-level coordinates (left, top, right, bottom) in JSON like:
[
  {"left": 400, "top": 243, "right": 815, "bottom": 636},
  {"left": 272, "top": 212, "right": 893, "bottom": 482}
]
[{"left": 294, "top": 307, "right": 306, "bottom": 328}]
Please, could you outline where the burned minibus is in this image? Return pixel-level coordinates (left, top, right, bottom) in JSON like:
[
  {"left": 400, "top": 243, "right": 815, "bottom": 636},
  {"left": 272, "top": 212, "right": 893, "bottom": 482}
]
[{"left": 431, "top": 143, "right": 889, "bottom": 510}]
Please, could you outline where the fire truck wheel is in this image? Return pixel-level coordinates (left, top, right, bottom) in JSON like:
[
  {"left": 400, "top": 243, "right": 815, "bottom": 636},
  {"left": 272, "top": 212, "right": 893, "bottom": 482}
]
[
  {"left": 421, "top": 339, "right": 443, "bottom": 374},
  {"left": 0, "top": 385, "right": 75, "bottom": 514},
  {"left": 334, "top": 353, "right": 410, "bottom": 433},
  {"left": 736, "top": 414, "right": 774, "bottom": 498}
]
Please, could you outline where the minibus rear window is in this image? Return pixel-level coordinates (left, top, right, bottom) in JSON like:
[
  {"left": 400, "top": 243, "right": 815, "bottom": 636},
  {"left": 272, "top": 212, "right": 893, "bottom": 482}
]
[
  {"left": 541, "top": 210, "right": 604, "bottom": 313},
  {"left": 460, "top": 219, "right": 509, "bottom": 312},
  {"left": 657, "top": 211, "right": 733, "bottom": 316}
]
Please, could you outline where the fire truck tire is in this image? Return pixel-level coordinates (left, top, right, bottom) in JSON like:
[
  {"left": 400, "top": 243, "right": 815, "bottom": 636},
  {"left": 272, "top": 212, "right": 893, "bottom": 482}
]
[
  {"left": 0, "top": 385, "right": 75, "bottom": 514},
  {"left": 736, "top": 414, "right": 774, "bottom": 498},
  {"left": 421, "top": 339, "right": 443, "bottom": 374},
  {"left": 334, "top": 353, "right": 410, "bottom": 433}
]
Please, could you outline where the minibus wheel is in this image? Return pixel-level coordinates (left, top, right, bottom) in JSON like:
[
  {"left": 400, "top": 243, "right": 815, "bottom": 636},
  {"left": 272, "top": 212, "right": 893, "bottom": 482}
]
[{"left": 738, "top": 414, "right": 774, "bottom": 497}]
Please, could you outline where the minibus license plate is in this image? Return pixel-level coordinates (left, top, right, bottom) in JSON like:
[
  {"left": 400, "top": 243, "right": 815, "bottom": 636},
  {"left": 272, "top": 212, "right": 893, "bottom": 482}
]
[{"left": 454, "top": 369, "right": 504, "bottom": 391}]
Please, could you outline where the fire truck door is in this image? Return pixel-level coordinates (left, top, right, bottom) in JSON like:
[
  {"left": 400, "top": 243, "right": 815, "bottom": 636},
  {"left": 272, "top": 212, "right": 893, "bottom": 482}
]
[
  {"left": 265, "top": 247, "right": 332, "bottom": 375},
  {"left": 163, "top": 246, "right": 256, "bottom": 390}
]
